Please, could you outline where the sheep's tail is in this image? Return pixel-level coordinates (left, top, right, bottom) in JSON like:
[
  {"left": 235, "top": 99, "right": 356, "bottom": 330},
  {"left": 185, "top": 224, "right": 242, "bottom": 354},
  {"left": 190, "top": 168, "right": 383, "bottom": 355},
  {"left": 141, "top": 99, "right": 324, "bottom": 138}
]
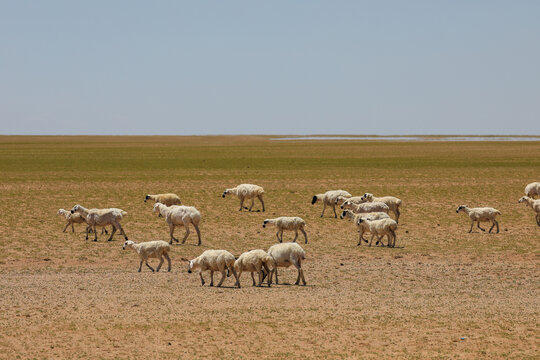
[
  {"left": 192, "top": 211, "right": 201, "bottom": 225},
  {"left": 496, "top": 210, "right": 502, "bottom": 216},
  {"left": 121, "top": 211, "right": 128, "bottom": 217}
]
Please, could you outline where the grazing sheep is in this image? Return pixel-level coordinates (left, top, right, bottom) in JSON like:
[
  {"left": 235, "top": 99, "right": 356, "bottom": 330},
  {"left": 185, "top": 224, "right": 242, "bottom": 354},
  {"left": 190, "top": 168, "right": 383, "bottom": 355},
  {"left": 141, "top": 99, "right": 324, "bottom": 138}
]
[
  {"left": 222, "top": 184, "right": 265, "bottom": 212},
  {"left": 340, "top": 210, "right": 390, "bottom": 245},
  {"left": 312, "top": 190, "right": 352, "bottom": 218},
  {"left": 338, "top": 196, "right": 365, "bottom": 209},
  {"left": 360, "top": 193, "right": 402, "bottom": 223},
  {"left": 267, "top": 242, "right": 306, "bottom": 285},
  {"left": 456, "top": 205, "right": 501, "bottom": 233},
  {"left": 234, "top": 249, "right": 276, "bottom": 287},
  {"left": 70, "top": 205, "right": 128, "bottom": 241},
  {"left": 524, "top": 182, "right": 540, "bottom": 199},
  {"left": 145, "top": 193, "right": 182, "bottom": 217},
  {"left": 122, "top": 240, "right": 171, "bottom": 272},
  {"left": 57, "top": 209, "right": 87, "bottom": 233},
  {"left": 349, "top": 201, "right": 390, "bottom": 214},
  {"left": 263, "top": 217, "right": 308, "bottom": 244},
  {"left": 357, "top": 217, "right": 398, "bottom": 247},
  {"left": 153, "top": 203, "right": 201, "bottom": 245},
  {"left": 518, "top": 196, "right": 540, "bottom": 226},
  {"left": 187, "top": 250, "right": 240, "bottom": 288}
]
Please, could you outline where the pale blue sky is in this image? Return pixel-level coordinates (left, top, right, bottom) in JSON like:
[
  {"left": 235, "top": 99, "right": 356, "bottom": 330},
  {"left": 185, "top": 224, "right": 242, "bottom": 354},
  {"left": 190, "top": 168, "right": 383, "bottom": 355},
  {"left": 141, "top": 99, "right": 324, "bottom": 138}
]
[{"left": 0, "top": 1, "right": 538, "bottom": 135}]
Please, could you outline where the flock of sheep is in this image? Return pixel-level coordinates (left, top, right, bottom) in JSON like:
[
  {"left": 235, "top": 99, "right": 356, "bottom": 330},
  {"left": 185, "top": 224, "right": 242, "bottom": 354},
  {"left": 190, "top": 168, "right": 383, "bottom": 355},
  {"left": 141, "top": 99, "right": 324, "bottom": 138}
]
[{"left": 57, "top": 181, "right": 540, "bottom": 288}]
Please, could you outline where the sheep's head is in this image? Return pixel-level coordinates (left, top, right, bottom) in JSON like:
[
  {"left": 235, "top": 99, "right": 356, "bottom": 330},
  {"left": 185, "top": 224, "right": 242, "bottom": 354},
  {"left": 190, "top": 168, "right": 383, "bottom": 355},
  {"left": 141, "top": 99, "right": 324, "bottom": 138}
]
[
  {"left": 518, "top": 196, "right": 528, "bottom": 204},
  {"left": 122, "top": 240, "right": 135, "bottom": 250},
  {"left": 144, "top": 195, "right": 150, "bottom": 202},
  {"left": 187, "top": 259, "right": 200, "bottom": 273},
  {"left": 152, "top": 203, "right": 161, "bottom": 213},
  {"left": 262, "top": 220, "right": 269, "bottom": 228},
  {"left": 360, "top": 193, "right": 373, "bottom": 202},
  {"left": 70, "top": 204, "right": 81, "bottom": 214},
  {"left": 341, "top": 200, "right": 351, "bottom": 209},
  {"left": 335, "top": 196, "right": 347, "bottom": 206},
  {"left": 456, "top": 205, "right": 467, "bottom": 213},
  {"left": 311, "top": 195, "right": 318, "bottom": 205},
  {"left": 357, "top": 218, "right": 365, "bottom": 224}
]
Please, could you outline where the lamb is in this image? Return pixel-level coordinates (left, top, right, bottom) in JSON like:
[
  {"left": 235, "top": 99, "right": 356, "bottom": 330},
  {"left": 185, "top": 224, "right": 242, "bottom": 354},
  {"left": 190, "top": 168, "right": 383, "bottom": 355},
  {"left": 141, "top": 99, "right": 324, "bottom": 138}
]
[
  {"left": 70, "top": 205, "right": 128, "bottom": 241},
  {"left": 518, "top": 196, "right": 540, "bottom": 226},
  {"left": 153, "top": 203, "right": 201, "bottom": 245},
  {"left": 340, "top": 209, "right": 390, "bottom": 245},
  {"left": 222, "top": 184, "right": 265, "bottom": 212},
  {"left": 57, "top": 209, "right": 87, "bottom": 233},
  {"left": 262, "top": 217, "right": 308, "bottom": 244},
  {"left": 524, "top": 182, "right": 540, "bottom": 199},
  {"left": 186, "top": 250, "right": 240, "bottom": 288},
  {"left": 122, "top": 240, "right": 171, "bottom": 272},
  {"left": 312, "top": 190, "right": 352, "bottom": 218},
  {"left": 234, "top": 249, "right": 276, "bottom": 287},
  {"left": 357, "top": 217, "right": 398, "bottom": 247},
  {"left": 145, "top": 193, "right": 181, "bottom": 217},
  {"left": 349, "top": 201, "right": 390, "bottom": 214},
  {"left": 359, "top": 193, "right": 402, "bottom": 223},
  {"left": 337, "top": 196, "right": 365, "bottom": 209},
  {"left": 267, "top": 242, "right": 306, "bottom": 286},
  {"left": 456, "top": 205, "right": 501, "bottom": 233}
]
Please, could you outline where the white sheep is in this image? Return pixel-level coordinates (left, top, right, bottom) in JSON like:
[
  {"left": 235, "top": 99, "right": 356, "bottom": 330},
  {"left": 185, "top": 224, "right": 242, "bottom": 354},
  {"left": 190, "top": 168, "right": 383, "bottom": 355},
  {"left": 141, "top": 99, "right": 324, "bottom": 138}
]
[
  {"left": 337, "top": 196, "right": 365, "bottom": 209},
  {"left": 263, "top": 217, "right": 308, "bottom": 244},
  {"left": 340, "top": 209, "right": 390, "bottom": 245},
  {"left": 234, "top": 249, "right": 276, "bottom": 287},
  {"left": 145, "top": 193, "right": 181, "bottom": 217},
  {"left": 122, "top": 240, "right": 171, "bottom": 272},
  {"left": 267, "top": 242, "right": 306, "bottom": 285},
  {"left": 357, "top": 217, "right": 398, "bottom": 247},
  {"left": 153, "top": 203, "right": 201, "bottom": 245},
  {"left": 349, "top": 201, "right": 390, "bottom": 214},
  {"left": 57, "top": 209, "right": 87, "bottom": 233},
  {"left": 70, "top": 205, "right": 128, "bottom": 241},
  {"left": 524, "top": 182, "right": 540, "bottom": 199},
  {"left": 518, "top": 196, "right": 540, "bottom": 226},
  {"left": 186, "top": 250, "right": 240, "bottom": 288},
  {"left": 222, "top": 184, "right": 265, "bottom": 212},
  {"left": 312, "top": 190, "right": 352, "bottom": 218},
  {"left": 456, "top": 205, "right": 501, "bottom": 233},
  {"left": 360, "top": 193, "right": 402, "bottom": 223}
]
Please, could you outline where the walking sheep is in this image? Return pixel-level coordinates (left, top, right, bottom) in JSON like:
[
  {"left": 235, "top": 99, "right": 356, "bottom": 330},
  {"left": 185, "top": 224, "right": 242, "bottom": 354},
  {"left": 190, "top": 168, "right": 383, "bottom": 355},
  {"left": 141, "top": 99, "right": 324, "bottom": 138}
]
[
  {"left": 153, "top": 203, "right": 201, "bottom": 245},
  {"left": 524, "top": 182, "right": 540, "bottom": 199},
  {"left": 267, "top": 242, "right": 306, "bottom": 285},
  {"left": 359, "top": 193, "right": 402, "bottom": 223},
  {"left": 338, "top": 196, "right": 365, "bottom": 209},
  {"left": 145, "top": 193, "right": 182, "bottom": 217},
  {"left": 518, "top": 196, "right": 540, "bottom": 226},
  {"left": 186, "top": 250, "right": 240, "bottom": 288},
  {"left": 263, "top": 217, "right": 308, "bottom": 244},
  {"left": 456, "top": 205, "right": 501, "bottom": 233},
  {"left": 349, "top": 201, "right": 390, "bottom": 214},
  {"left": 340, "top": 210, "right": 390, "bottom": 245},
  {"left": 234, "top": 249, "right": 276, "bottom": 287},
  {"left": 57, "top": 209, "right": 87, "bottom": 233},
  {"left": 122, "top": 240, "right": 171, "bottom": 272},
  {"left": 312, "top": 190, "right": 352, "bottom": 218},
  {"left": 222, "top": 184, "right": 265, "bottom": 212},
  {"left": 70, "top": 205, "right": 128, "bottom": 241},
  {"left": 357, "top": 217, "right": 398, "bottom": 247}
]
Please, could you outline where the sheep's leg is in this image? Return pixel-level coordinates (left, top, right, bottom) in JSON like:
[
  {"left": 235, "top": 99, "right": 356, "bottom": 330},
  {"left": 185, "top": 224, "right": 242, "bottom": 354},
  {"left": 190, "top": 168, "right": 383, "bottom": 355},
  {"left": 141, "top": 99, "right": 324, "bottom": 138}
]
[
  {"left": 209, "top": 271, "right": 214, "bottom": 286},
  {"left": 536, "top": 214, "right": 540, "bottom": 226},
  {"left": 274, "top": 267, "right": 279, "bottom": 284},
  {"left": 294, "top": 259, "right": 306, "bottom": 286},
  {"left": 300, "top": 228, "right": 308, "bottom": 244},
  {"left": 262, "top": 263, "right": 272, "bottom": 286},
  {"left": 320, "top": 203, "right": 327, "bottom": 217},
  {"left": 239, "top": 197, "right": 245, "bottom": 211},
  {"left": 169, "top": 223, "right": 178, "bottom": 243},
  {"left": 230, "top": 267, "right": 240, "bottom": 288},
  {"left": 493, "top": 219, "right": 499, "bottom": 233},
  {"left": 276, "top": 230, "right": 281, "bottom": 243},
  {"left": 477, "top": 222, "right": 486, "bottom": 232},
  {"left": 357, "top": 231, "right": 363, "bottom": 246},
  {"left": 103, "top": 227, "right": 108, "bottom": 234},
  {"left": 293, "top": 230, "right": 298, "bottom": 243},
  {"left": 395, "top": 208, "right": 400, "bottom": 223},
  {"left": 248, "top": 198, "right": 254, "bottom": 212},
  {"left": 115, "top": 222, "right": 128, "bottom": 240},
  {"left": 85, "top": 225, "right": 91, "bottom": 240},
  {"left": 251, "top": 272, "right": 256, "bottom": 286},
  {"left": 217, "top": 270, "right": 227, "bottom": 287},
  {"left": 138, "top": 260, "right": 143, "bottom": 272},
  {"left": 145, "top": 260, "right": 155, "bottom": 272},
  {"left": 368, "top": 234, "right": 376, "bottom": 247},
  {"left": 468, "top": 221, "right": 474, "bottom": 233},
  {"left": 332, "top": 205, "right": 338, "bottom": 218},
  {"left": 93, "top": 225, "right": 98, "bottom": 241},
  {"left": 199, "top": 273, "right": 205, "bottom": 286},
  {"left": 164, "top": 253, "right": 171, "bottom": 272},
  {"left": 193, "top": 224, "right": 202, "bottom": 246},
  {"left": 258, "top": 195, "right": 265, "bottom": 212},
  {"left": 63, "top": 221, "right": 70, "bottom": 233},
  {"left": 181, "top": 224, "right": 191, "bottom": 244},
  {"left": 106, "top": 224, "right": 117, "bottom": 241},
  {"left": 156, "top": 255, "right": 164, "bottom": 272},
  {"left": 376, "top": 235, "right": 386, "bottom": 247}
]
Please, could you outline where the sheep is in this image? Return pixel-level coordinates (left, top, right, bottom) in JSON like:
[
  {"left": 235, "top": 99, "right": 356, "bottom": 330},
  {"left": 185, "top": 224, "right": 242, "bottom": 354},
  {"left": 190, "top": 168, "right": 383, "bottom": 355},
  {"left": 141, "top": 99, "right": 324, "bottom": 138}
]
[
  {"left": 312, "top": 190, "right": 352, "bottom": 218},
  {"left": 145, "top": 193, "right": 181, "bottom": 217},
  {"left": 518, "top": 196, "right": 540, "bottom": 226},
  {"left": 222, "top": 184, "right": 265, "bottom": 212},
  {"left": 153, "top": 203, "right": 201, "bottom": 245},
  {"left": 57, "top": 209, "right": 87, "bottom": 233},
  {"left": 122, "top": 240, "right": 171, "bottom": 272},
  {"left": 267, "top": 242, "right": 306, "bottom": 285},
  {"left": 186, "top": 250, "right": 240, "bottom": 288},
  {"left": 234, "top": 249, "right": 276, "bottom": 287},
  {"left": 456, "top": 205, "right": 501, "bottom": 233},
  {"left": 262, "top": 217, "right": 308, "bottom": 244},
  {"left": 349, "top": 201, "right": 390, "bottom": 214},
  {"left": 357, "top": 217, "right": 398, "bottom": 247},
  {"left": 70, "top": 205, "right": 128, "bottom": 241},
  {"left": 524, "top": 182, "right": 540, "bottom": 199},
  {"left": 337, "top": 196, "right": 365, "bottom": 209},
  {"left": 359, "top": 193, "right": 402, "bottom": 223},
  {"left": 340, "top": 209, "right": 390, "bottom": 245}
]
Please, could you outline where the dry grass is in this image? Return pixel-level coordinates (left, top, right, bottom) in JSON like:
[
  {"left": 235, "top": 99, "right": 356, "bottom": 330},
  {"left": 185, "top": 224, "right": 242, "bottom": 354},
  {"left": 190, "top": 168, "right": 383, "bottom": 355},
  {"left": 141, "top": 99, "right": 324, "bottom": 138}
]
[{"left": 0, "top": 136, "right": 538, "bottom": 359}]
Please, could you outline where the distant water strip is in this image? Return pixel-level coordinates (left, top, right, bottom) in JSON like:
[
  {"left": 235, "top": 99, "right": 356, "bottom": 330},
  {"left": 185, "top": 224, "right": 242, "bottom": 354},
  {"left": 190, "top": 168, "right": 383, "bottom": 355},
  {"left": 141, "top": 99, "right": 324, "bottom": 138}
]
[{"left": 271, "top": 136, "right": 540, "bottom": 142}]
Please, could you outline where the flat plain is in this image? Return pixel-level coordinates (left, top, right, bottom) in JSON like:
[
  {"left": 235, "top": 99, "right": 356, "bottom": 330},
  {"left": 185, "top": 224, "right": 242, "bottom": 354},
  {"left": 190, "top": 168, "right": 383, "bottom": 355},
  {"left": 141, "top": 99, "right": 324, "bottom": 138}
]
[{"left": 0, "top": 136, "right": 538, "bottom": 359}]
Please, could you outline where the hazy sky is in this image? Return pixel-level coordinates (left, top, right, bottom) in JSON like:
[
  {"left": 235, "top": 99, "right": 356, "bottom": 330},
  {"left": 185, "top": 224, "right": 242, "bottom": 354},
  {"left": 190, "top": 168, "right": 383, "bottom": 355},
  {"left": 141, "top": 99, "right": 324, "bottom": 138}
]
[{"left": 1, "top": 1, "right": 539, "bottom": 135}]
